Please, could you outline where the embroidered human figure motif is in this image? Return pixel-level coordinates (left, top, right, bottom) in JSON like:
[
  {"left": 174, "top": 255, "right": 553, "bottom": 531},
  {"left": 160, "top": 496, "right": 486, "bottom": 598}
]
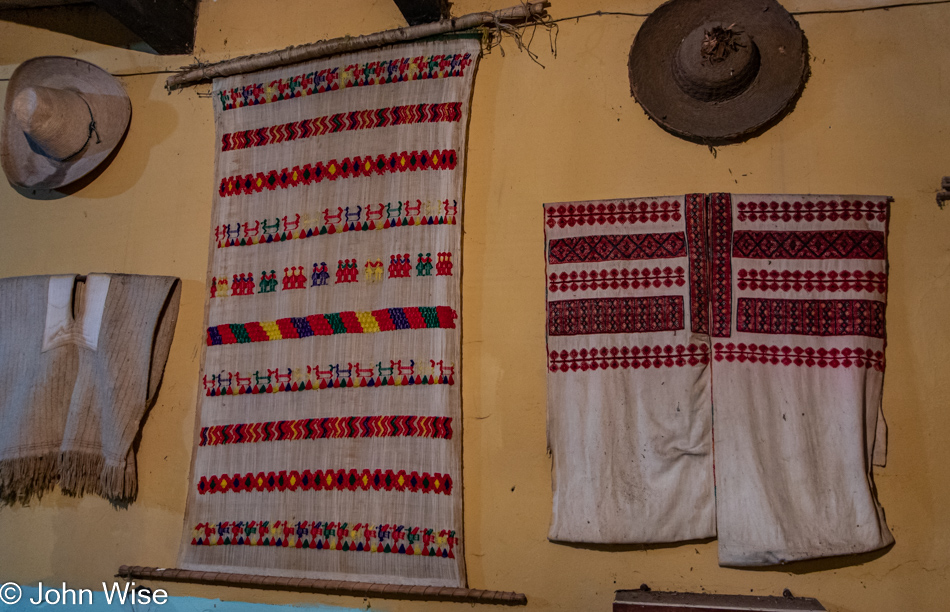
[
  {"left": 210, "top": 277, "right": 218, "bottom": 298},
  {"left": 259, "top": 270, "right": 278, "bottom": 293},
  {"left": 436, "top": 252, "right": 453, "bottom": 276},
  {"left": 311, "top": 262, "right": 329, "bottom": 287},
  {"left": 416, "top": 253, "right": 433, "bottom": 277},
  {"left": 216, "top": 277, "right": 230, "bottom": 298},
  {"left": 336, "top": 259, "right": 359, "bottom": 283},
  {"left": 282, "top": 266, "right": 306, "bottom": 290},
  {"left": 365, "top": 259, "right": 384, "bottom": 283}
]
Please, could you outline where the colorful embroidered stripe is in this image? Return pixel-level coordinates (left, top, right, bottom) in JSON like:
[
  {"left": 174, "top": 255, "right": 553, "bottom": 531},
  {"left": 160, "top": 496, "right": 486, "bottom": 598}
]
[
  {"left": 549, "top": 344, "right": 709, "bottom": 372},
  {"left": 200, "top": 416, "right": 453, "bottom": 446},
  {"left": 206, "top": 306, "right": 457, "bottom": 346},
  {"left": 735, "top": 199, "right": 888, "bottom": 223},
  {"left": 736, "top": 269, "right": 887, "bottom": 294},
  {"left": 192, "top": 520, "right": 457, "bottom": 558},
  {"left": 218, "top": 52, "right": 474, "bottom": 111},
  {"left": 732, "top": 230, "right": 886, "bottom": 260},
  {"left": 548, "top": 232, "right": 687, "bottom": 264},
  {"left": 218, "top": 149, "right": 457, "bottom": 197},
  {"left": 545, "top": 200, "right": 682, "bottom": 229},
  {"left": 685, "top": 193, "right": 709, "bottom": 334},
  {"left": 736, "top": 298, "right": 886, "bottom": 338},
  {"left": 197, "top": 469, "right": 453, "bottom": 496},
  {"left": 710, "top": 193, "right": 733, "bottom": 337},
  {"left": 547, "top": 266, "right": 685, "bottom": 293},
  {"left": 222, "top": 103, "right": 463, "bottom": 151},
  {"left": 713, "top": 343, "right": 885, "bottom": 371},
  {"left": 205, "top": 371, "right": 454, "bottom": 397},
  {"left": 547, "top": 296, "right": 684, "bottom": 336}
]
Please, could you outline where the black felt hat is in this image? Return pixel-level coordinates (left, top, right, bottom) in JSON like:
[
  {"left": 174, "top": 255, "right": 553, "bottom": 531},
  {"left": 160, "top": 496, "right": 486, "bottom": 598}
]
[{"left": 628, "top": 0, "right": 808, "bottom": 144}]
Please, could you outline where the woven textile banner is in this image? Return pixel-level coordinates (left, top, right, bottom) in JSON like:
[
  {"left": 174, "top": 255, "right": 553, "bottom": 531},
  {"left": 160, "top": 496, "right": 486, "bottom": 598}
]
[
  {"left": 179, "top": 38, "right": 480, "bottom": 587},
  {"left": 544, "top": 193, "right": 892, "bottom": 566}
]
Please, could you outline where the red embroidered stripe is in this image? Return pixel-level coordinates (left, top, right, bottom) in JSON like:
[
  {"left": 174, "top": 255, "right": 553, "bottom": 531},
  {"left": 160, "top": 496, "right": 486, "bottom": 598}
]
[
  {"left": 548, "top": 232, "right": 686, "bottom": 264},
  {"left": 736, "top": 298, "right": 886, "bottom": 338},
  {"left": 218, "top": 149, "right": 457, "bottom": 197},
  {"left": 713, "top": 343, "right": 885, "bottom": 371},
  {"left": 710, "top": 193, "right": 733, "bottom": 337},
  {"left": 547, "top": 296, "right": 684, "bottom": 336},
  {"left": 735, "top": 199, "right": 888, "bottom": 223},
  {"left": 545, "top": 200, "right": 682, "bottom": 229},
  {"left": 200, "top": 416, "right": 453, "bottom": 446},
  {"left": 218, "top": 52, "right": 474, "bottom": 111},
  {"left": 547, "top": 266, "right": 685, "bottom": 293},
  {"left": 548, "top": 344, "right": 709, "bottom": 372},
  {"left": 733, "top": 230, "right": 886, "bottom": 260},
  {"left": 685, "top": 193, "right": 709, "bottom": 334},
  {"left": 221, "top": 103, "right": 463, "bottom": 151},
  {"left": 191, "top": 520, "right": 457, "bottom": 558},
  {"left": 197, "top": 469, "right": 453, "bottom": 496},
  {"left": 736, "top": 269, "right": 887, "bottom": 294}
]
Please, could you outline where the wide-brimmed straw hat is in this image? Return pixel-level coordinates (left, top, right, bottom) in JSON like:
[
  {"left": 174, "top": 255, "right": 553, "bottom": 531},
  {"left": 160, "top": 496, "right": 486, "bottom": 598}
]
[
  {"left": 628, "top": 0, "right": 808, "bottom": 144},
  {"left": 1, "top": 56, "right": 131, "bottom": 189}
]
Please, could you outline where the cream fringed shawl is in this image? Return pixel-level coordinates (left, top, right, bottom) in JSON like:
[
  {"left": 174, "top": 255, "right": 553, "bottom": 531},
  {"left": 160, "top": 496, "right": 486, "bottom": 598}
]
[{"left": 0, "top": 273, "right": 181, "bottom": 504}]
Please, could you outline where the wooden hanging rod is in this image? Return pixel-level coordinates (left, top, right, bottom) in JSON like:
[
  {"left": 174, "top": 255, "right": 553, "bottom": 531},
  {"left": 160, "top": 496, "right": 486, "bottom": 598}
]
[
  {"left": 116, "top": 566, "right": 528, "bottom": 606},
  {"left": 165, "top": 1, "right": 550, "bottom": 90}
]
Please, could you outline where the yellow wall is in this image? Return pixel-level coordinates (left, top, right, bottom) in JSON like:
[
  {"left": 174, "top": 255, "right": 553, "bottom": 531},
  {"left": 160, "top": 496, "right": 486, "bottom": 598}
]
[{"left": 2, "top": 1, "right": 949, "bottom": 610}]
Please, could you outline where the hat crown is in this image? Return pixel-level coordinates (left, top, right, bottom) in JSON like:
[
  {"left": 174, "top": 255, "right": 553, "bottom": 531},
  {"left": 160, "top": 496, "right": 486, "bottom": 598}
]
[
  {"left": 12, "top": 85, "right": 94, "bottom": 161},
  {"left": 672, "top": 24, "right": 760, "bottom": 103}
]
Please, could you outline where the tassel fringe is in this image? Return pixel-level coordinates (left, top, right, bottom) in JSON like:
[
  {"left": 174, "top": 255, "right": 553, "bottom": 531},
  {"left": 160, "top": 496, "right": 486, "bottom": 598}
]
[{"left": 1, "top": 452, "right": 136, "bottom": 505}]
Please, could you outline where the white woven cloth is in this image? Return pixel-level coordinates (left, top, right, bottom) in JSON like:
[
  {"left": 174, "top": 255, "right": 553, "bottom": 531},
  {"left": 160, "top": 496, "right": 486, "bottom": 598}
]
[
  {"left": 544, "top": 193, "right": 892, "bottom": 566},
  {"left": 179, "top": 38, "right": 480, "bottom": 587}
]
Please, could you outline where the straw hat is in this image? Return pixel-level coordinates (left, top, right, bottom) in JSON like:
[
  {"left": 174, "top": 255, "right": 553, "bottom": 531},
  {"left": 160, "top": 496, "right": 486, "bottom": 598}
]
[
  {"left": 1, "top": 56, "right": 131, "bottom": 189},
  {"left": 628, "top": 0, "right": 808, "bottom": 144}
]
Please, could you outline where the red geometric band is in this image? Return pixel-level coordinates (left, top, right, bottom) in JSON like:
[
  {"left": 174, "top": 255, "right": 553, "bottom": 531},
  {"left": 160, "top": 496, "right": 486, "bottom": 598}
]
[
  {"left": 199, "top": 416, "right": 453, "bottom": 446},
  {"left": 685, "top": 193, "right": 710, "bottom": 334},
  {"left": 713, "top": 343, "right": 885, "bottom": 371},
  {"left": 733, "top": 230, "right": 886, "bottom": 260},
  {"left": 218, "top": 149, "right": 457, "bottom": 197},
  {"left": 548, "top": 232, "right": 687, "bottom": 264},
  {"left": 710, "top": 193, "right": 734, "bottom": 337},
  {"left": 547, "top": 266, "right": 685, "bottom": 293},
  {"left": 191, "top": 520, "right": 457, "bottom": 558},
  {"left": 736, "top": 298, "right": 886, "bottom": 338},
  {"left": 547, "top": 296, "right": 685, "bottom": 336},
  {"left": 736, "top": 269, "right": 887, "bottom": 294},
  {"left": 545, "top": 200, "right": 682, "bottom": 229},
  {"left": 206, "top": 306, "right": 457, "bottom": 346},
  {"left": 735, "top": 199, "right": 888, "bottom": 223},
  {"left": 221, "top": 103, "right": 462, "bottom": 151},
  {"left": 548, "top": 344, "right": 709, "bottom": 372},
  {"left": 197, "top": 469, "right": 453, "bottom": 496}
]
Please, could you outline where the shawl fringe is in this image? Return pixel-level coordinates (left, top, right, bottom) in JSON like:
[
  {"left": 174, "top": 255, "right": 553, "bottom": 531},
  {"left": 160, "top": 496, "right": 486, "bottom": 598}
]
[
  {"left": 0, "top": 453, "right": 59, "bottom": 505},
  {"left": 59, "top": 451, "right": 136, "bottom": 503}
]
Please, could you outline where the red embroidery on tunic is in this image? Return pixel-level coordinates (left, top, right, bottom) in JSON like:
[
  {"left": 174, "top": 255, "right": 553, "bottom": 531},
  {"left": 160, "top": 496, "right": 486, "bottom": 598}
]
[
  {"left": 548, "top": 232, "right": 686, "bottom": 264},
  {"left": 735, "top": 199, "right": 888, "bottom": 223},
  {"left": 733, "top": 230, "right": 886, "bottom": 260},
  {"left": 736, "top": 298, "right": 886, "bottom": 338},
  {"left": 545, "top": 200, "right": 682, "bottom": 228},
  {"left": 710, "top": 193, "right": 733, "bottom": 337},
  {"left": 736, "top": 269, "right": 887, "bottom": 293},
  {"left": 547, "top": 296, "right": 685, "bottom": 336},
  {"left": 685, "top": 193, "right": 710, "bottom": 334},
  {"left": 714, "top": 343, "right": 885, "bottom": 371},
  {"left": 548, "top": 344, "right": 709, "bottom": 372},
  {"left": 547, "top": 266, "right": 685, "bottom": 293}
]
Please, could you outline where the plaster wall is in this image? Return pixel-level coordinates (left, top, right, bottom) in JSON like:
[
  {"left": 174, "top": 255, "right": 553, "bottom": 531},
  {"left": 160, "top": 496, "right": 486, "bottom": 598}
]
[{"left": 0, "top": 1, "right": 948, "bottom": 610}]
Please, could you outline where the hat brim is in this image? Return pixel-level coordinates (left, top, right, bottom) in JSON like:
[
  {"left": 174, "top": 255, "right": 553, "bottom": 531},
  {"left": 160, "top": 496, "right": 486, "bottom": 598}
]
[
  {"left": 1, "top": 56, "right": 131, "bottom": 189},
  {"left": 628, "top": 0, "right": 808, "bottom": 145}
]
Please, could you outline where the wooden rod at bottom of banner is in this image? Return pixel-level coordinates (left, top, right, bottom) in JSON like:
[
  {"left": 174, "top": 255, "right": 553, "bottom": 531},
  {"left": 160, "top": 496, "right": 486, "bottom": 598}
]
[{"left": 116, "top": 566, "right": 528, "bottom": 606}]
